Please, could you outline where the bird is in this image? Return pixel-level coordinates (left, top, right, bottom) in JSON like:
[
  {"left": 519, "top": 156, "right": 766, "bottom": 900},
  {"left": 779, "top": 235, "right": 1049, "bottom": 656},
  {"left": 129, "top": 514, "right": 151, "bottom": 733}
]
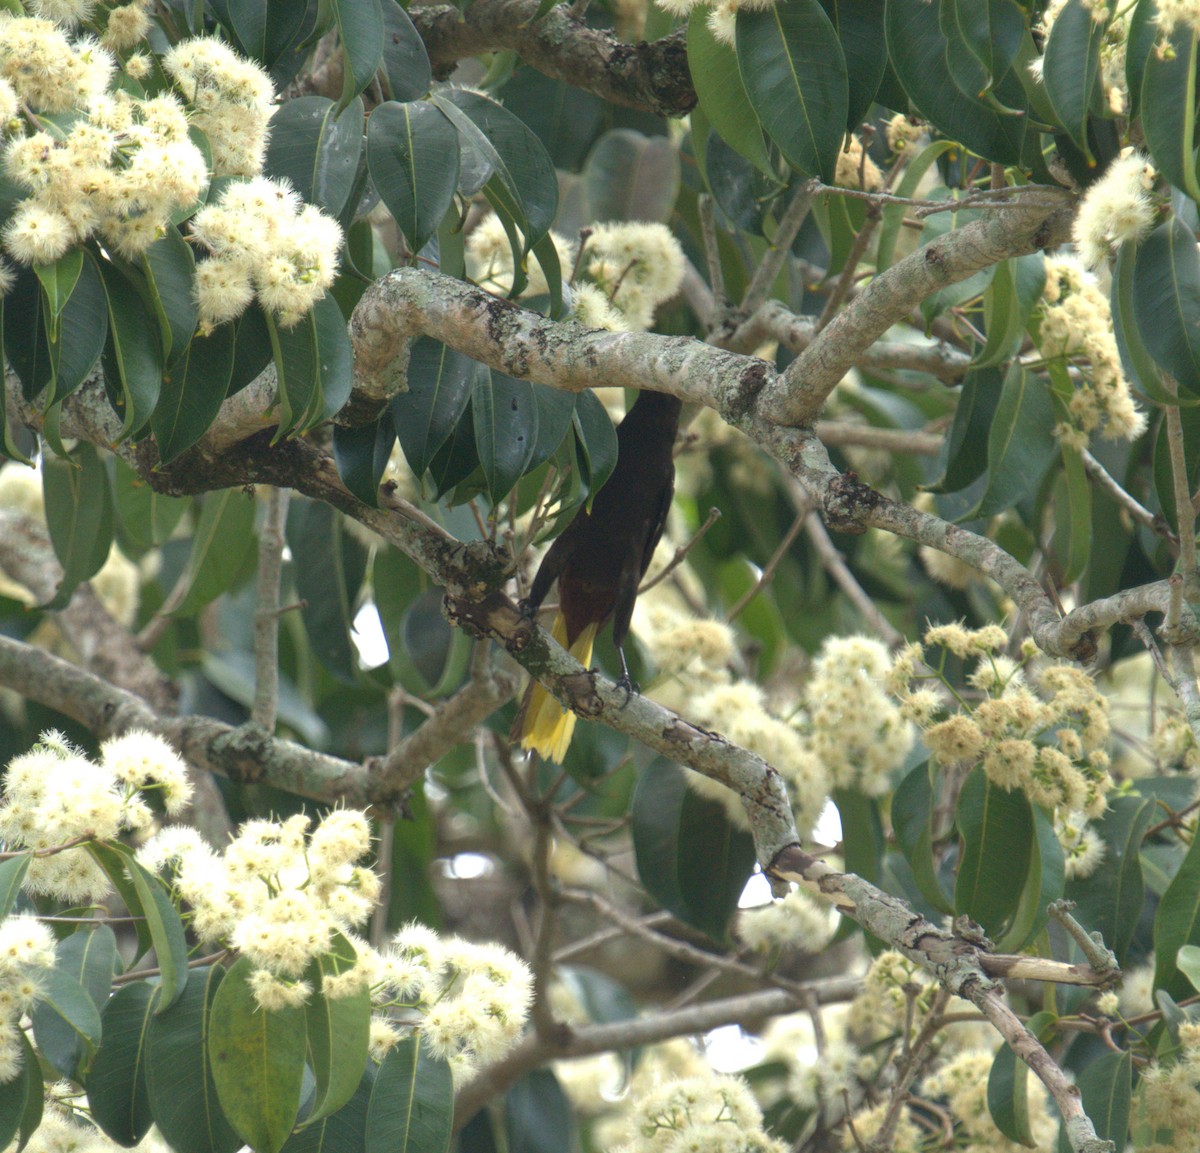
[{"left": 512, "top": 388, "right": 682, "bottom": 762}]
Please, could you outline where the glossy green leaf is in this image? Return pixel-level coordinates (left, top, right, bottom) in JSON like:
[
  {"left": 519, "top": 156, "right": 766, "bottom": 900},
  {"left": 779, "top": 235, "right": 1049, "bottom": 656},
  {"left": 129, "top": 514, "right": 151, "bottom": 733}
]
[
  {"left": 976, "top": 253, "right": 1045, "bottom": 369},
  {"left": 171, "top": 489, "right": 258, "bottom": 617},
  {"left": 971, "top": 363, "right": 1057, "bottom": 519},
  {"left": 329, "top": 0, "right": 384, "bottom": 112},
  {"left": 995, "top": 807, "right": 1064, "bottom": 952},
  {"left": 41, "top": 441, "right": 114, "bottom": 610},
  {"left": 289, "top": 500, "right": 369, "bottom": 683},
  {"left": 380, "top": 0, "right": 431, "bottom": 101},
  {"left": 88, "top": 982, "right": 158, "bottom": 1147},
  {"left": 954, "top": 767, "right": 1033, "bottom": 939},
  {"left": 282, "top": 1067, "right": 374, "bottom": 1153},
  {"left": 333, "top": 417, "right": 396, "bottom": 508},
  {"left": 367, "top": 101, "right": 460, "bottom": 258},
  {"left": 0, "top": 1028, "right": 36, "bottom": 1151},
  {"left": 928, "top": 366, "right": 1003, "bottom": 494},
  {"left": 948, "top": 0, "right": 1025, "bottom": 80},
  {"left": 97, "top": 260, "right": 163, "bottom": 440},
  {"left": 1124, "top": 0, "right": 1159, "bottom": 119},
  {"left": 504, "top": 1070, "right": 575, "bottom": 1153},
  {"left": 390, "top": 337, "right": 476, "bottom": 476},
  {"left": 303, "top": 934, "right": 371, "bottom": 1126},
  {"left": 365, "top": 1038, "right": 453, "bottom": 1153},
  {"left": 582, "top": 129, "right": 682, "bottom": 224},
  {"left": 266, "top": 96, "right": 364, "bottom": 218},
  {"left": 224, "top": 0, "right": 268, "bottom": 57},
  {"left": 311, "top": 292, "right": 354, "bottom": 423},
  {"left": 266, "top": 309, "right": 318, "bottom": 439},
  {"left": 1057, "top": 440, "right": 1092, "bottom": 586},
  {"left": 209, "top": 957, "right": 307, "bottom": 1153},
  {"left": 473, "top": 369, "right": 539, "bottom": 502},
  {"left": 124, "top": 855, "right": 189, "bottom": 1011},
  {"left": 85, "top": 842, "right": 154, "bottom": 961},
  {"left": 735, "top": 0, "right": 847, "bottom": 181},
  {"left": 1112, "top": 239, "right": 1186, "bottom": 406},
  {"left": 495, "top": 69, "right": 605, "bottom": 172},
  {"left": 1141, "top": 26, "right": 1200, "bottom": 202},
  {"left": 142, "top": 227, "right": 199, "bottom": 369},
  {"left": 885, "top": 0, "right": 1024, "bottom": 164},
  {"left": 631, "top": 758, "right": 756, "bottom": 943},
  {"left": 572, "top": 390, "right": 618, "bottom": 500},
  {"left": 1178, "top": 943, "right": 1200, "bottom": 990},
  {"left": 891, "top": 760, "right": 952, "bottom": 913},
  {"left": 989, "top": 1011, "right": 1056, "bottom": 1147},
  {"left": 31, "top": 966, "right": 103, "bottom": 1078},
  {"left": 439, "top": 89, "right": 559, "bottom": 244},
  {"left": 1067, "top": 796, "right": 1154, "bottom": 965},
  {"left": 229, "top": 305, "right": 275, "bottom": 396},
  {"left": 819, "top": 0, "right": 886, "bottom": 128},
  {"left": 2, "top": 263, "right": 53, "bottom": 403},
  {"left": 153, "top": 324, "right": 237, "bottom": 465},
  {"left": 1153, "top": 814, "right": 1200, "bottom": 998},
  {"left": 527, "top": 384, "right": 577, "bottom": 473},
  {"left": 0, "top": 853, "right": 30, "bottom": 921},
  {"left": 1132, "top": 218, "right": 1200, "bottom": 396},
  {"left": 1042, "top": 0, "right": 1106, "bottom": 150},
  {"left": 876, "top": 138, "right": 958, "bottom": 272},
  {"left": 1058, "top": 1051, "right": 1130, "bottom": 1153},
  {"left": 35, "top": 248, "right": 82, "bottom": 338},
  {"left": 146, "top": 967, "right": 243, "bottom": 1153},
  {"left": 112, "top": 459, "right": 189, "bottom": 559}
]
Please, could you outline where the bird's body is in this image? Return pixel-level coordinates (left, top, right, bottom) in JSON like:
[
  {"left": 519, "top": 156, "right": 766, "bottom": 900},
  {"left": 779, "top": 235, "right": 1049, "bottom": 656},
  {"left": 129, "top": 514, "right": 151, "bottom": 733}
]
[{"left": 513, "top": 389, "right": 682, "bottom": 761}]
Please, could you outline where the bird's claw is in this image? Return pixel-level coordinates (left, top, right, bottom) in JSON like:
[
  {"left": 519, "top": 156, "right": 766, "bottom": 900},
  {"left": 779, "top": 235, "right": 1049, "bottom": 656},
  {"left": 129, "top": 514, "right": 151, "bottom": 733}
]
[{"left": 615, "top": 672, "right": 639, "bottom": 708}]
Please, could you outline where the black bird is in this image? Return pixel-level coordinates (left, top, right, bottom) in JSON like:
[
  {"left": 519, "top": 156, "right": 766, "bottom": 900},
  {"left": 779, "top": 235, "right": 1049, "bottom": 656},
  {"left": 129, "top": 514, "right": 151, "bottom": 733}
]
[{"left": 513, "top": 388, "right": 682, "bottom": 761}]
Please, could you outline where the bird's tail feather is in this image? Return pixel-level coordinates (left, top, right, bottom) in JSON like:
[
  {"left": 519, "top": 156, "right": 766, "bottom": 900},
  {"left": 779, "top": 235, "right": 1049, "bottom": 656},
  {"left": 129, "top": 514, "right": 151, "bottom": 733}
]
[{"left": 516, "top": 614, "right": 597, "bottom": 763}]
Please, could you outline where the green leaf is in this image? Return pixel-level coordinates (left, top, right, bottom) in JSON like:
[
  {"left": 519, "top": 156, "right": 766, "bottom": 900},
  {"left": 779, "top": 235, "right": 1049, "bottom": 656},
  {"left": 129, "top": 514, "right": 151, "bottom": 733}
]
[
  {"left": 302, "top": 933, "right": 370, "bottom": 1126},
  {"left": 230, "top": 305, "right": 275, "bottom": 396},
  {"left": 97, "top": 259, "right": 163, "bottom": 440},
  {"left": 1178, "top": 943, "right": 1200, "bottom": 990},
  {"left": 527, "top": 385, "right": 577, "bottom": 472},
  {"left": 1067, "top": 795, "right": 1155, "bottom": 965},
  {"left": 928, "top": 366, "right": 1003, "bottom": 494},
  {"left": 876, "top": 138, "right": 958, "bottom": 272},
  {"left": 885, "top": 0, "right": 1024, "bottom": 165},
  {"left": 46, "top": 249, "right": 107, "bottom": 406},
  {"left": 266, "top": 96, "right": 364, "bottom": 218},
  {"left": 34, "top": 248, "right": 83, "bottom": 339},
  {"left": 145, "top": 967, "right": 244, "bottom": 1153},
  {"left": 41, "top": 442, "right": 114, "bottom": 610},
  {"left": 1056, "top": 439, "right": 1092, "bottom": 586},
  {"left": 970, "top": 362, "right": 1057, "bottom": 519},
  {"left": 1153, "top": 813, "right": 1200, "bottom": 998},
  {"left": 504, "top": 1070, "right": 575, "bottom": 1153},
  {"left": 995, "top": 807, "right": 1064, "bottom": 952},
  {"left": 989, "top": 1011, "right": 1056, "bottom": 1148},
  {"left": 333, "top": 417, "right": 396, "bottom": 507},
  {"left": 329, "top": 0, "right": 384, "bottom": 112},
  {"left": 88, "top": 982, "right": 158, "bottom": 1147},
  {"left": 367, "top": 101, "right": 459, "bottom": 259},
  {"left": 266, "top": 308, "right": 317, "bottom": 439},
  {"left": 1057, "top": 1051, "right": 1130, "bottom": 1153},
  {"left": 0, "top": 853, "right": 31, "bottom": 920},
  {"left": 473, "top": 369, "right": 539, "bottom": 502},
  {"left": 948, "top": 0, "right": 1025, "bottom": 81},
  {"left": 142, "top": 227, "right": 199, "bottom": 369},
  {"left": 282, "top": 1066, "right": 374, "bottom": 1153},
  {"left": 571, "top": 390, "right": 618, "bottom": 500},
  {"left": 1042, "top": 0, "right": 1106, "bottom": 151},
  {"left": 1125, "top": 0, "right": 1159, "bottom": 120},
  {"left": 288, "top": 500, "right": 369, "bottom": 683},
  {"left": 224, "top": 0, "right": 268, "bottom": 58},
  {"left": 891, "top": 760, "right": 952, "bottom": 913},
  {"left": 31, "top": 966, "right": 103, "bottom": 1079},
  {"left": 391, "top": 337, "right": 476, "bottom": 477},
  {"left": 1112, "top": 239, "right": 1185, "bottom": 406},
  {"left": 496, "top": 69, "right": 604, "bottom": 172},
  {"left": 209, "top": 957, "right": 308, "bottom": 1153},
  {"left": 2, "top": 263, "right": 53, "bottom": 403},
  {"left": 153, "top": 325, "right": 237, "bottom": 465},
  {"left": 954, "top": 767, "right": 1033, "bottom": 939},
  {"left": 16, "top": 1027, "right": 43, "bottom": 1151},
  {"left": 1141, "top": 25, "right": 1200, "bottom": 202},
  {"left": 85, "top": 842, "right": 154, "bottom": 961},
  {"left": 581, "top": 129, "right": 682, "bottom": 224},
  {"left": 0, "top": 1028, "right": 36, "bottom": 1151},
  {"left": 631, "top": 758, "right": 756, "bottom": 943},
  {"left": 171, "top": 489, "right": 258, "bottom": 618},
  {"left": 112, "top": 459, "right": 189, "bottom": 559},
  {"left": 125, "top": 855, "right": 189, "bottom": 1011},
  {"left": 976, "top": 253, "right": 1045, "bottom": 369},
  {"left": 1132, "top": 218, "right": 1200, "bottom": 396},
  {"left": 379, "top": 0, "right": 431, "bottom": 101},
  {"left": 365, "top": 1037, "right": 453, "bottom": 1153},
  {"left": 817, "top": 0, "right": 886, "bottom": 129},
  {"left": 438, "top": 90, "right": 559, "bottom": 244},
  {"left": 735, "top": 0, "right": 847, "bottom": 181},
  {"left": 311, "top": 292, "right": 354, "bottom": 424}
]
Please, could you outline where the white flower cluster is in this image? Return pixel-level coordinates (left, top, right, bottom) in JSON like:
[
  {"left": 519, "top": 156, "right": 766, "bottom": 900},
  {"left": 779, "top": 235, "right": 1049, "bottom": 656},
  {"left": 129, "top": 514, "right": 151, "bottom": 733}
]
[
  {"left": 162, "top": 36, "right": 275, "bottom": 178},
  {"left": 0, "top": 730, "right": 193, "bottom": 902},
  {"left": 1072, "top": 150, "right": 1156, "bottom": 270},
  {"left": 653, "top": 0, "right": 778, "bottom": 47},
  {"left": 737, "top": 885, "right": 835, "bottom": 954},
  {"left": 368, "top": 921, "right": 533, "bottom": 1083},
  {"left": 141, "top": 809, "right": 379, "bottom": 1008},
  {"left": 466, "top": 215, "right": 685, "bottom": 333},
  {"left": 613, "top": 1070, "right": 786, "bottom": 1153},
  {"left": 15, "top": 1081, "right": 177, "bottom": 1153},
  {"left": 190, "top": 177, "right": 343, "bottom": 331},
  {"left": 1038, "top": 256, "right": 1147, "bottom": 447},
  {"left": 1154, "top": 0, "right": 1200, "bottom": 39},
  {"left": 0, "top": 12, "right": 112, "bottom": 116},
  {"left": 0, "top": 914, "right": 55, "bottom": 1083},
  {"left": 3, "top": 90, "right": 207, "bottom": 263}
]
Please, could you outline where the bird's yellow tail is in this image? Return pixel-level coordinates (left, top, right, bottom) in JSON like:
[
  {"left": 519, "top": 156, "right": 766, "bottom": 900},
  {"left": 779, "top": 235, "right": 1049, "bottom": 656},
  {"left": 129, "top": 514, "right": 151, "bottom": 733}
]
[{"left": 517, "top": 614, "right": 597, "bottom": 763}]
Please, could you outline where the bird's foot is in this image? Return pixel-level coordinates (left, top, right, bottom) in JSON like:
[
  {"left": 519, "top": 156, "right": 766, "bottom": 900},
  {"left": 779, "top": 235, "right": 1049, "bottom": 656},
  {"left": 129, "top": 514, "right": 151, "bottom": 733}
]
[
  {"left": 516, "top": 598, "right": 537, "bottom": 622},
  {"left": 615, "top": 672, "right": 639, "bottom": 708}
]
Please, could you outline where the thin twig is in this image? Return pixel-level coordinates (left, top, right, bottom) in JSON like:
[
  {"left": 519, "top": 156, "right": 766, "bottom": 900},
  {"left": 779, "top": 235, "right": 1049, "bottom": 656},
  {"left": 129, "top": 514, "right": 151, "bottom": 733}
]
[
  {"left": 252, "top": 486, "right": 291, "bottom": 731},
  {"left": 698, "top": 194, "right": 726, "bottom": 313},
  {"left": 726, "top": 506, "right": 808, "bottom": 622},
  {"left": 638, "top": 507, "right": 722, "bottom": 594},
  {"left": 1082, "top": 449, "right": 1169, "bottom": 539},
  {"left": 1165, "top": 388, "right": 1197, "bottom": 582},
  {"left": 739, "top": 179, "right": 818, "bottom": 320}
]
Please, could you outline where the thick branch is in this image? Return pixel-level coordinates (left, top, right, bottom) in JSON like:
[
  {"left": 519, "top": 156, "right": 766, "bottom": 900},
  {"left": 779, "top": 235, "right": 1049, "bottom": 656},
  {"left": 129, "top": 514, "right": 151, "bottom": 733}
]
[{"left": 408, "top": 0, "right": 695, "bottom": 117}]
